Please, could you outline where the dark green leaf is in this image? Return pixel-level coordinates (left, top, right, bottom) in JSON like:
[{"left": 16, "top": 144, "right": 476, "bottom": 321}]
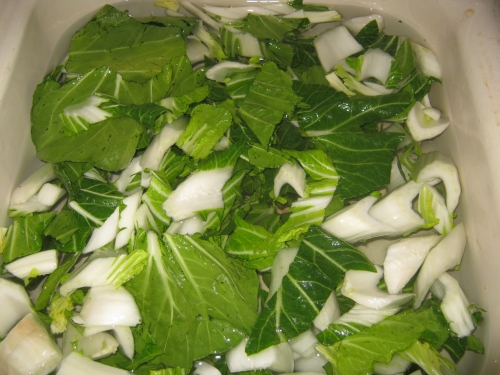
[
  {"left": 35, "top": 253, "right": 80, "bottom": 310},
  {"left": 241, "top": 15, "right": 303, "bottom": 42},
  {"left": 316, "top": 132, "right": 404, "bottom": 199},
  {"left": 355, "top": 20, "right": 382, "bottom": 49},
  {"left": 246, "top": 226, "right": 376, "bottom": 354}
]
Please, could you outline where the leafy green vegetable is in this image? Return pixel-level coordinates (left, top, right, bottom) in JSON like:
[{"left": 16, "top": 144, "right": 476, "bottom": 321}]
[
  {"left": 126, "top": 232, "right": 258, "bottom": 367},
  {"left": 66, "top": 5, "right": 185, "bottom": 83},
  {"left": 246, "top": 226, "right": 375, "bottom": 354},
  {"left": 2, "top": 212, "right": 55, "bottom": 263}
]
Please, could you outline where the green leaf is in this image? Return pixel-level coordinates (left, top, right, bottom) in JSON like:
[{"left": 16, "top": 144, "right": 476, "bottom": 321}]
[
  {"left": 238, "top": 63, "right": 299, "bottom": 145},
  {"left": 240, "top": 14, "right": 304, "bottom": 42},
  {"left": 2, "top": 212, "right": 56, "bottom": 264},
  {"left": 54, "top": 162, "right": 93, "bottom": 199},
  {"left": 66, "top": 5, "right": 185, "bottom": 83},
  {"left": 264, "top": 41, "right": 294, "bottom": 69},
  {"left": 355, "top": 20, "right": 382, "bottom": 48},
  {"left": 104, "top": 101, "right": 167, "bottom": 132},
  {"left": 297, "top": 87, "right": 412, "bottom": 136},
  {"left": 72, "top": 178, "right": 124, "bottom": 227},
  {"left": 126, "top": 232, "right": 258, "bottom": 368},
  {"left": 316, "top": 132, "right": 404, "bottom": 199},
  {"left": 400, "top": 340, "right": 459, "bottom": 375},
  {"left": 226, "top": 70, "right": 259, "bottom": 101},
  {"left": 247, "top": 143, "right": 289, "bottom": 169},
  {"left": 35, "top": 253, "right": 80, "bottom": 311},
  {"left": 176, "top": 104, "right": 232, "bottom": 160},
  {"left": 287, "top": 0, "right": 329, "bottom": 11},
  {"left": 285, "top": 149, "right": 339, "bottom": 181},
  {"left": 143, "top": 171, "right": 172, "bottom": 226},
  {"left": 43, "top": 207, "right": 80, "bottom": 243},
  {"left": 198, "top": 140, "right": 246, "bottom": 171},
  {"left": 317, "top": 301, "right": 449, "bottom": 375},
  {"left": 246, "top": 226, "right": 376, "bottom": 354},
  {"left": 225, "top": 215, "right": 276, "bottom": 269}
]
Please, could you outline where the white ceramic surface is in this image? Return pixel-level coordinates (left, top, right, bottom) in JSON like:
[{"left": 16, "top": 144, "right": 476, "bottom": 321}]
[{"left": 0, "top": 0, "right": 499, "bottom": 373}]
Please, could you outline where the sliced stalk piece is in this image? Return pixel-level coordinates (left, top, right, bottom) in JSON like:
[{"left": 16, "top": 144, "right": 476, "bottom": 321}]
[
  {"left": 134, "top": 203, "right": 161, "bottom": 233},
  {"left": 431, "top": 272, "right": 474, "bottom": 337},
  {"left": 407, "top": 101, "right": 450, "bottom": 142},
  {"left": 383, "top": 234, "right": 442, "bottom": 295},
  {"left": 181, "top": 0, "right": 221, "bottom": 32},
  {"left": 186, "top": 35, "right": 210, "bottom": 64},
  {"left": 112, "top": 326, "right": 135, "bottom": 360},
  {"left": 4, "top": 249, "right": 58, "bottom": 280},
  {"left": 8, "top": 195, "right": 51, "bottom": 217},
  {"left": 335, "top": 65, "right": 386, "bottom": 96},
  {"left": 413, "top": 223, "right": 466, "bottom": 308},
  {"left": 267, "top": 247, "right": 299, "bottom": 302},
  {"left": 60, "top": 250, "right": 147, "bottom": 296},
  {"left": 289, "top": 329, "right": 319, "bottom": 359},
  {"left": 294, "top": 354, "right": 328, "bottom": 373},
  {"left": 359, "top": 48, "right": 394, "bottom": 84},
  {"left": 166, "top": 213, "right": 215, "bottom": 235},
  {"left": 206, "top": 61, "right": 257, "bottom": 83},
  {"left": 314, "top": 26, "right": 363, "bottom": 72},
  {"left": 363, "top": 81, "right": 394, "bottom": 95},
  {"left": 369, "top": 180, "right": 425, "bottom": 235},
  {"left": 83, "top": 207, "right": 120, "bottom": 254},
  {"left": 73, "top": 286, "right": 141, "bottom": 327},
  {"left": 202, "top": 6, "right": 278, "bottom": 21},
  {"left": 285, "top": 10, "right": 341, "bottom": 24},
  {"left": 226, "top": 337, "right": 294, "bottom": 373},
  {"left": 10, "top": 163, "right": 56, "bottom": 206},
  {"left": 274, "top": 162, "right": 307, "bottom": 198},
  {"left": 325, "top": 71, "right": 355, "bottom": 96},
  {"left": 0, "top": 278, "right": 33, "bottom": 338},
  {"left": 417, "top": 184, "right": 453, "bottom": 235},
  {"left": 162, "top": 166, "right": 233, "bottom": 221},
  {"left": 62, "top": 324, "right": 118, "bottom": 360},
  {"left": 313, "top": 291, "right": 340, "bottom": 331},
  {"left": 342, "top": 266, "right": 414, "bottom": 310},
  {"left": 57, "top": 352, "right": 130, "bottom": 375},
  {"left": 414, "top": 151, "right": 460, "bottom": 214},
  {"left": 335, "top": 304, "right": 400, "bottom": 327},
  {"left": 411, "top": 42, "right": 442, "bottom": 80},
  {"left": 115, "top": 156, "right": 142, "bottom": 194},
  {"left": 321, "top": 196, "right": 397, "bottom": 243},
  {"left": 261, "top": 3, "right": 295, "bottom": 15},
  {"left": 386, "top": 156, "right": 410, "bottom": 192},
  {"left": 37, "top": 183, "right": 66, "bottom": 206},
  {"left": 140, "top": 117, "right": 188, "bottom": 172},
  {"left": 194, "top": 361, "right": 222, "bottom": 375},
  {"left": 221, "top": 25, "right": 263, "bottom": 57},
  {"left": 115, "top": 191, "right": 142, "bottom": 249},
  {"left": 343, "top": 14, "right": 385, "bottom": 34},
  {"left": 0, "top": 313, "right": 62, "bottom": 375},
  {"left": 192, "top": 20, "right": 226, "bottom": 61}
]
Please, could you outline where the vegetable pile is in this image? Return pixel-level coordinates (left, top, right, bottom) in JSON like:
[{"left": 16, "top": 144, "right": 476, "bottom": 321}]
[{"left": 0, "top": 1, "right": 485, "bottom": 375}]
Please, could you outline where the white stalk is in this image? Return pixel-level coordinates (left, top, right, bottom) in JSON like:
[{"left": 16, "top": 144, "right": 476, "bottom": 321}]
[
  {"left": 383, "top": 234, "right": 442, "bottom": 294},
  {"left": 83, "top": 207, "right": 120, "bottom": 254},
  {"left": 56, "top": 352, "right": 130, "bottom": 375},
  {"left": 115, "top": 191, "right": 142, "bottom": 250},
  {"left": 73, "top": 286, "right": 141, "bottom": 327},
  {"left": 37, "top": 183, "right": 66, "bottom": 206},
  {"left": 341, "top": 266, "right": 414, "bottom": 310},
  {"left": 4, "top": 249, "right": 58, "bottom": 280},
  {"left": 163, "top": 166, "right": 233, "bottom": 221},
  {"left": 314, "top": 26, "right": 363, "bottom": 72},
  {"left": 0, "top": 278, "right": 33, "bottom": 338},
  {"left": 0, "top": 313, "right": 62, "bottom": 375},
  {"left": 274, "top": 162, "right": 307, "bottom": 198},
  {"left": 413, "top": 223, "right": 467, "bottom": 308},
  {"left": 321, "top": 196, "right": 397, "bottom": 243},
  {"left": 9, "top": 163, "right": 56, "bottom": 206}
]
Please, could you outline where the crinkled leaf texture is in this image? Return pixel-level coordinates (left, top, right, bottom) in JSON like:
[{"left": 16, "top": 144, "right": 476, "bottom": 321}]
[
  {"left": 126, "top": 232, "right": 259, "bottom": 368},
  {"left": 246, "top": 226, "right": 376, "bottom": 354}
]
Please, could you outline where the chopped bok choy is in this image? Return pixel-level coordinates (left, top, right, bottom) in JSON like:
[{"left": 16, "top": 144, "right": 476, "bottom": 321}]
[{"left": 0, "top": 2, "right": 483, "bottom": 375}]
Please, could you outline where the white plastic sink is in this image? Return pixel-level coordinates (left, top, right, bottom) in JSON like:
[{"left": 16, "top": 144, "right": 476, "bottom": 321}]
[{"left": 0, "top": 0, "right": 499, "bottom": 373}]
